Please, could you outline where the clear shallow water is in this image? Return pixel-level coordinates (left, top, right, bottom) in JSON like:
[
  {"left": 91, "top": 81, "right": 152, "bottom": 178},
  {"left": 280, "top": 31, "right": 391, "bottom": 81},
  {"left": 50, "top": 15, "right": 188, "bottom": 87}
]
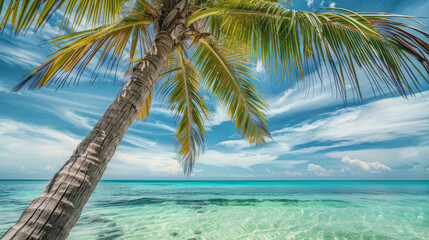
[{"left": 0, "top": 181, "right": 428, "bottom": 239}]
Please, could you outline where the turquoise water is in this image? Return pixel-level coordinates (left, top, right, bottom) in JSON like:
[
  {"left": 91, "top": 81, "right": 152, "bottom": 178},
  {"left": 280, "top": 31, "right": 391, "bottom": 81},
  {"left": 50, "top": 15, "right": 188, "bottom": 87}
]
[{"left": 0, "top": 181, "right": 428, "bottom": 239}]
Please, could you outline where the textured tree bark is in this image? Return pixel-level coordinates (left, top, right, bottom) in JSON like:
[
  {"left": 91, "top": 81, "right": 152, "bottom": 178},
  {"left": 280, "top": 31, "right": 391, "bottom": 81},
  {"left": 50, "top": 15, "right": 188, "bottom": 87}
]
[
  {"left": 1, "top": 31, "right": 174, "bottom": 240},
  {"left": 2, "top": 1, "right": 190, "bottom": 238}
]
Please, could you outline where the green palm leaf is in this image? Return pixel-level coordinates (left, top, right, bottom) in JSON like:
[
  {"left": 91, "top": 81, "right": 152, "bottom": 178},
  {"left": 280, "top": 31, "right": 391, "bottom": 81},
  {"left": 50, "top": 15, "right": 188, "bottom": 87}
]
[
  {"left": 13, "top": 15, "right": 153, "bottom": 91},
  {"left": 161, "top": 46, "right": 211, "bottom": 175},
  {"left": 0, "top": 0, "right": 157, "bottom": 33},
  {"left": 188, "top": 0, "right": 429, "bottom": 100},
  {"left": 193, "top": 36, "right": 271, "bottom": 145}
]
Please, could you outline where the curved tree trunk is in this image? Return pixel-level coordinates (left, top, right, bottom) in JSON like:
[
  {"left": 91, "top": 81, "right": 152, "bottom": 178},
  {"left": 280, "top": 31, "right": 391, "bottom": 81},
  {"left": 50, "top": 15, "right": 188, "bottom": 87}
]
[
  {"left": 2, "top": 31, "right": 174, "bottom": 239},
  {"left": 1, "top": 32, "right": 176, "bottom": 240},
  {"left": 2, "top": 1, "right": 190, "bottom": 238}
]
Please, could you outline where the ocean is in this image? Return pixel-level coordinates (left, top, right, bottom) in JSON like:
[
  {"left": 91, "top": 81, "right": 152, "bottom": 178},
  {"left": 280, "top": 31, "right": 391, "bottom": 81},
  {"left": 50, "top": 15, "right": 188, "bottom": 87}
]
[{"left": 0, "top": 180, "right": 428, "bottom": 239}]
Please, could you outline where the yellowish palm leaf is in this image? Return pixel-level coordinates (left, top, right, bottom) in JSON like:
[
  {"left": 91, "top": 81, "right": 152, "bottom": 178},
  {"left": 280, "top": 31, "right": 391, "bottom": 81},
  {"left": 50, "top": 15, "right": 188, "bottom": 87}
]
[
  {"left": 13, "top": 15, "right": 153, "bottom": 90},
  {"left": 161, "top": 46, "right": 211, "bottom": 175},
  {"left": 0, "top": 0, "right": 158, "bottom": 33},
  {"left": 193, "top": 37, "right": 271, "bottom": 145},
  {"left": 188, "top": 0, "right": 429, "bottom": 100}
]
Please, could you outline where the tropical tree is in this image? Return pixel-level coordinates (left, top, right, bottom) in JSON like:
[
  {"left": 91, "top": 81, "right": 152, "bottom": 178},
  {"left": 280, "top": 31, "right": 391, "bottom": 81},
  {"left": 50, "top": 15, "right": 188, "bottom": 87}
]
[{"left": 1, "top": 0, "right": 428, "bottom": 239}]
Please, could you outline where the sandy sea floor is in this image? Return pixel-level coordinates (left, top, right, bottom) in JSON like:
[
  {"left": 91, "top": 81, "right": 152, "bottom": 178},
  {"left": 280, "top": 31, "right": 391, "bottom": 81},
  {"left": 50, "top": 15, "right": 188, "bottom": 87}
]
[{"left": 0, "top": 180, "right": 428, "bottom": 239}]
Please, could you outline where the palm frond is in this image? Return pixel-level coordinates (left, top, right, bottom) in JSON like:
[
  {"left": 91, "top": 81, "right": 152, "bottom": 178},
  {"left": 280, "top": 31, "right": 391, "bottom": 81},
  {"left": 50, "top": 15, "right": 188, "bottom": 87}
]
[
  {"left": 188, "top": 0, "right": 429, "bottom": 100},
  {"left": 161, "top": 46, "right": 210, "bottom": 175},
  {"left": 134, "top": 0, "right": 159, "bottom": 17},
  {"left": 188, "top": 0, "right": 289, "bottom": 8},
  {"left": 138, "top": 92, "right": 153, "bottom": 120},
  {"left": 193, "top": 37, "right": 271, "bottom": 145},
  {"left": 0, "top": 0, "right": 134, "bottom": 34},
  {"left": 13, "top": 15, "right": 153, "bottom": 91}
]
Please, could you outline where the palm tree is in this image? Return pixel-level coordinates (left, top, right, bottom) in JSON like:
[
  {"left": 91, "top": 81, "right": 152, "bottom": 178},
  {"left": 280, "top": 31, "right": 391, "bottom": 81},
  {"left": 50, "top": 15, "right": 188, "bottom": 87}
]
[{"left": 1, "top": 0, "right": 428, "bottom": 239}]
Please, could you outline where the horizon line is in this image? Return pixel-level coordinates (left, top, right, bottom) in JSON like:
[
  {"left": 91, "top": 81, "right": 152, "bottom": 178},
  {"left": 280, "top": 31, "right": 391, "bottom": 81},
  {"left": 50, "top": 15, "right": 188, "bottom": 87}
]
[{"left": 0, "top": 179, "right": 428, "bottom": 181}]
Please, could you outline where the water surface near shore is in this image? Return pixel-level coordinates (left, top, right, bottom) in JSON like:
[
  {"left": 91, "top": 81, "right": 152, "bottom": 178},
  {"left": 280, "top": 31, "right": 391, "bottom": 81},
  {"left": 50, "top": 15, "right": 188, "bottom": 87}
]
[{"left": 0, "top": 180, "right": 428, "bottom": 239}]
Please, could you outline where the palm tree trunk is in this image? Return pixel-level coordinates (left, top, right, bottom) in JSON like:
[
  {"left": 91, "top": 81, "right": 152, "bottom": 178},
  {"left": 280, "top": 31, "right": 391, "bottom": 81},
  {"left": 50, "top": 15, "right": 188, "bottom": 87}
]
[{"left": 1, "top": 30, "right": 175, "bottom": 240}]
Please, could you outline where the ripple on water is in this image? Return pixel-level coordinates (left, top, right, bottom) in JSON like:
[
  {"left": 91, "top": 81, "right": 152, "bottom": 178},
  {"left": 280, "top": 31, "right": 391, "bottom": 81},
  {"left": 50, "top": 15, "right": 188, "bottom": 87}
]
[
  {"left": 1, "top": 181, "right": 428, "bottom": 239},
  {"left": 98, "top": 197, "right": 351, "bottom": 209}
]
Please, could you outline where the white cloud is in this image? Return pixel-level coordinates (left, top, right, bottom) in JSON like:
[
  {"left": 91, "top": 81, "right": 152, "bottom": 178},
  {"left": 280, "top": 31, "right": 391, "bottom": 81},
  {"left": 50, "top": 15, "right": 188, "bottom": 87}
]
[
  {"left": 0, "top": 119, "right": 81, "bottom": 172},
  {"left": 275, "top": 160, "right": 308, "bottom": 169},
  {"left": 329, "top": 2, "right": 336, "bottom": 8},
  {"left": 43, "top": 163, "right": 58, "bottom": 172},
  {"left": 61, "top": 110, "right": 95, "bottom": 130},
  {"left": 0, "top": 82, "right": 9, "bottom": 93},
  {"left": 206, "top": 91, "right": 429, "bottom": 175},
  {"left": 272, "top": 119, "right": 326, "bottom": 135},
  {"left": 63, "top": 91, "right": 113, "bottom": 103},
  {"left": 265, "top": 56, "right": 410, "bottom": 119},
  {"left": 25, "top": 91, "right": 176, "bottom": 137},
  {"left": 264, "top": 168, "right": 305, "bottom": 177},
  {"left": 0, "top": 119, "right": 183, "bottom": 178},
  {"left": 142, "top": 121, "right": 176, "bottom": 133},
  {"left": 307, "top": 163, "right": 331, "bottom": 176},
  {"left": 267, "top": 86, "right": 337, "bottom": 117},
  {"left": 29, "top": 91, "right": 103, "bottom": 113},
  {"left": 327, "top": 146, "right": 429, "bottom": 170},
  {"left": 306, "top": 0, "right": 314, "bottom": 7},
  {"left": 341, "top": 156, "right": 392, "bottom": 172},
  {"left": 149, "top": 106, "right": 174, "bottom": 117},
  {"left": 273, "top": 91, "right": 429, "bottom": 151},
  {"left": 0, "top": 46, "right": 45, "bottom": 68},
  {"left": 209, "top": 92, "right": 429, "bottom": 172},
  {"left": 283, "top": 170, "right": 304, "bottom": 176},
  {"left": 199, "top": 140, "right": 303, "bottom": 170},
  {"left": 111, "top": 147, "right": 181, "bottom": 176},
  {"left": 205, "top": 106, "right": 229, "bottom": 129},
  {"left": 217, "top": 139, "right": 250, "bottom": 149},
  {"left": 255, "top": 61, "right": 265, "bottom": 73},
  {"left": 307, "top": 163, "right": 326, "bottom": 172},
  {"left": 199, "top": 150, "right": 278, "bottom": 169},
  {"left": 122, "top": 135, "right": 157, "bottom": 149},
  {"left": 38, "top": 22, "right": 66, "bottom": 38},
  {"left": 311, "top": 96, "right": 429, "bottom": 143},
  {"left": 400, "top": 149, "right": 419, "bottom": 159}
]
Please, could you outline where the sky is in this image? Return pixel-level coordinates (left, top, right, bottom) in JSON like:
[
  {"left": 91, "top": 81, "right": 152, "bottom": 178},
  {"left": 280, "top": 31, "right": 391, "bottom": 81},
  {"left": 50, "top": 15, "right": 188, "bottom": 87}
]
[{"left": 0, "top": 0, "right": 429, "bottom": 180}]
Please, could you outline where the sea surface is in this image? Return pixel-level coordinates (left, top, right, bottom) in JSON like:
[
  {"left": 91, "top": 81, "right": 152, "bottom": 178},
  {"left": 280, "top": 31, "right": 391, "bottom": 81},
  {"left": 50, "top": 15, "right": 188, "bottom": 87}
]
[{"left": 0, "top": 180, "right": 428, "bottom": 239}]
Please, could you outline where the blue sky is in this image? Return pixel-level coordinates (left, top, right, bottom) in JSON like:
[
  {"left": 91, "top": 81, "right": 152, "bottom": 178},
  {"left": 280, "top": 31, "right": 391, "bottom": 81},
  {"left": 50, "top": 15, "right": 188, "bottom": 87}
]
[{"left": 0, "top": 0, "right": 429, "bottom": 180}]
